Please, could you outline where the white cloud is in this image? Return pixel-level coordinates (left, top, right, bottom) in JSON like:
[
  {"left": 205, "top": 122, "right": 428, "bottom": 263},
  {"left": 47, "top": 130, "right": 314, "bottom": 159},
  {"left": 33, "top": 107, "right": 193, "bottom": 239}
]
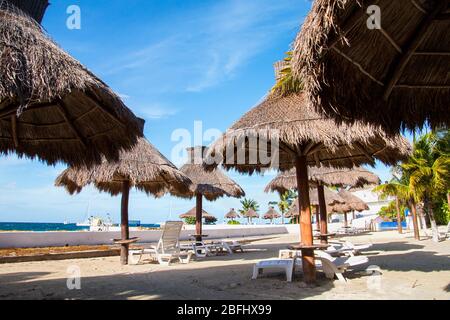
[
  {"left": 137, "top": 103, "right": 179, "bottom": 120},
  {"left": 100, "top": 0, "right": 301, "bottom": 94}
]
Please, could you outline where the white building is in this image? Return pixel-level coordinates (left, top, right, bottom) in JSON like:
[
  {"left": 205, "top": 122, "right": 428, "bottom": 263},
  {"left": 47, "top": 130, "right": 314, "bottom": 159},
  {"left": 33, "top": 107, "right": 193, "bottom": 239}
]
[{"left": 350, "top": 187, "right": 393, "bottom": 217}]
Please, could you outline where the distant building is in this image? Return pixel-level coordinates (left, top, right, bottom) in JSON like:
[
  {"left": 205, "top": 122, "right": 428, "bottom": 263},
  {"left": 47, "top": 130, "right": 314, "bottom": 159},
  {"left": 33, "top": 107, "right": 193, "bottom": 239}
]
[{"left": 350, "top": 187, "right": 393, "bottom": 217}]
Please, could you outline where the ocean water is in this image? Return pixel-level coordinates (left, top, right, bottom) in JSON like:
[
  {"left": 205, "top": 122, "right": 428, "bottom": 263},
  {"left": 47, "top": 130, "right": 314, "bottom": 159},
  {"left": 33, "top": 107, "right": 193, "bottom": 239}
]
[
  {"left": 0, "top": 222, "right": 89, "bottom": 232},
  {"left": 0, "top": 222, "right": 161, "bottom": 232}
]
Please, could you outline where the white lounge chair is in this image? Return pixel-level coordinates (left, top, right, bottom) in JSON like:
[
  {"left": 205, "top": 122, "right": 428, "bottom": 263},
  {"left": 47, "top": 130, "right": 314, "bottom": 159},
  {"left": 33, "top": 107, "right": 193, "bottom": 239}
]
[
  {"left": 220, "top": 240, "right": 244, "bottom": 254},
  {"left": 315, "top": 250, "right": 369, "bottom": 283},
  {"left": 252, "top": 259, "right": 296, "bottom": 282},
  {"left": 328, "top": 241, "right": 372, "bottom": 256},
  {"left": 129, "top": 221, "right": 192, "bottom": 266}
]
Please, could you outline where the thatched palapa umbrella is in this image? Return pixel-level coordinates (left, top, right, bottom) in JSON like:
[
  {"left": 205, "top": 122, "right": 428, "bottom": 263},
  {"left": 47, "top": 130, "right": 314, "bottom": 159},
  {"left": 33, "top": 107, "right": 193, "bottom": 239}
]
[
  {"left": 263, "top": 207, "right": 281, "bottom": 224},
  {"left": 179, "top": 146, "right": 244, "bottom": 241},
  {"left": 292, "top": 0, "right": 450, "bottom": 132},
  {"left": 180, "top": 207, "right": 215, "bottom": 220},
  {"left": 55, "top": 138, "right": 192, "bottom": 265},
  {"left": 205, "top": 64, "right": 410, "bottom": 282},
  {"left": 266, "top": 166, "right": 379, "bottom": 242},
  {"left": 330, "top": 190, "right": 369, "bottom": 227},
  {"left": 0, "top": 1, "right": 143, "bottom": 166},
  {"left": 242, "top": 208, "right": 259, "bottom": 224},
  {"left": 285, "top": 188, "right": 345, "bottom": 229},
  {"left": 3, "top": 0, "right": 48, "bottom": 23},
  {"left": 225, "top": 208, "right": 239, "bottom": 221}
]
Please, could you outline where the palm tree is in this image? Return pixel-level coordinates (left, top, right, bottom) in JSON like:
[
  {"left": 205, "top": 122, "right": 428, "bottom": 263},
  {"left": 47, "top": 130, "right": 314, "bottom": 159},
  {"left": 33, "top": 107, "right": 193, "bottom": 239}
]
[
  {"left": 271, "top": 52, "right": 302, "bottom": 97},
  {"left": 402, "top": 131, "right": 450, "bottom": 242},
  {"left": 276, "top": 190, "right": 296, "bottom": 225},
  {"left": 239, "top": 198, "right": 259, "bottom": 224},
  {"left": 374, "top": 167, "right": 420, "bottom": 239}
]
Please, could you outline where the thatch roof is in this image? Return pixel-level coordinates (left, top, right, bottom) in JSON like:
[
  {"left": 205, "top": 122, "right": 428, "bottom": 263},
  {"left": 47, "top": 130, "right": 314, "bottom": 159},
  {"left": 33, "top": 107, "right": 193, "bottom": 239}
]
[
  {"left": 2, "top": 0, "right": 48, "bottom": 23},
  {"left": 285, "top": 188, "right": 343, "bottom": 217},
  {"left": 205, "top": 92, "right": 411, "bottom": 174},
  {"left": 263, "top": 207, "right": 281, "bottom": 220},
  {"left": 0, "top": 3, "right": 143, "bottom": 166},
  {"left": 242, "top": 208, "right": 259, "bottom": 218},
  {"left": 225, "top": 208, "right": 239, "bottom": 219},
  {"left": 265, "top": 166, "right": 380, "bottom": 194},
  {"left": 330, "top": 190, "right": 369, "bottom": 213},
  {"left": 292, "top": 0, "right": 450, "bottom": 132},
  {"left": 180, "top": 146, "right": 245, "bottom": 201},
  {"left": 179, "top": 207, "right": 215, "bottom": 219},
  {"left": 55, "top": 138, "right": 192, "bottom": 197}
]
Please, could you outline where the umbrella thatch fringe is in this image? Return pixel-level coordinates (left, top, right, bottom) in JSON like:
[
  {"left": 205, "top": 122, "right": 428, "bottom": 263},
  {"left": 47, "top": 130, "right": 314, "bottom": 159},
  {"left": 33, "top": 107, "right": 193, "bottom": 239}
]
[
  {"left": 330, "top": 189, "right": 369, "bottom": 213},
  {"left": 265, "top": 166, "right": 380, "bottom": 194},
  {"left": 206, "top": 93, "right": 411, "bottom": 174},
  {"left": 285, "top": 187, "right": 344, "bottom": 217},
  {"left": 55, "top": 138, "right": 192, "bottom": 197},
  {"left": 292, "top": 0, "right": 450, "bottom": 132},
  {"left": 179, "top": 207, "right": 215, "bottom": 219},
  {"left": 180, "top": 147, "right": 245, "bottom": 201},
  {"left": 0, "top": 3, "right": 143, "bottom": 166}
]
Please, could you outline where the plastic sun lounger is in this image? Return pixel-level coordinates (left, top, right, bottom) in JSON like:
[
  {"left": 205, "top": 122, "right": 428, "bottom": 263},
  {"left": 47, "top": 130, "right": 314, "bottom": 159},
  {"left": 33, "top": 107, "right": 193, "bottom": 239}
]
[
  {"left": 252, "top": 259, "right": 296, "bottom": 282},
  {"left": 129, "top": 221, "right": 192, "bottom": 266},
  {"left": 315, "top": 250, "right": 369, "bottom": 283},
  {"left": 220, "top": 240, "right": 244, "bottom": 254}
]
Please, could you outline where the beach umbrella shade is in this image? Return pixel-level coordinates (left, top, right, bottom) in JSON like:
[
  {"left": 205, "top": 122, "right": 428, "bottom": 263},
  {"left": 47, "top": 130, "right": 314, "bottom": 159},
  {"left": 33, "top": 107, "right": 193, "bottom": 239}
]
[
  {"left": 263, "top": 206, "right": 281, "bottom": 224},
  {"left": 0, "top": 1, "right": 143, "bottom": 167},
  {"left": 205, "top": 65, "right": 410, "bottom": 282},
  {"left": 291, "top": 0, "right": 450, "bottom": 132},
  {"left": 55, "top": 137, "right": 192, "bottom": 265},
  {"left": 225, "top": 208, "right": 239, "bottom": 221},
  {"left": 179, "top": 146, "right": 245, "bottom": 241},
  {"left": 242, "top": 208, "right": 259, "bottom": 224},
  {"left": 3, "top": 0, "right": 48, "bottom": 23},
  {"left": 265, "top": 166, "right": 379, "bottom": 241},
  {"left": 179, "top": 207, "right": 215, "bottom": 220},
  {"left": 330, "top": 190, "right": 369, "bottom": 227}
]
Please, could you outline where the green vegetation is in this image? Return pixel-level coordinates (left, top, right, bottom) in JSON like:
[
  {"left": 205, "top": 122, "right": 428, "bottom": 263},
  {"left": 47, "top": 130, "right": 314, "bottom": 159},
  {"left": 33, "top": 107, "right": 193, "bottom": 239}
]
[
  {"left": 227, "top": 220, "right": 241, "bottom": 225},
  {"left": 184, "top": 217, "right": 196, "bottom": 225},
  {"left": 239, "top": 198, "right": 260, "bottom": 224},
  {"left": 374, "top": 129, "right": 449, "bottom": 241},
  {"left": 205, "top": 216, "right": 217, "bottom": 225}
]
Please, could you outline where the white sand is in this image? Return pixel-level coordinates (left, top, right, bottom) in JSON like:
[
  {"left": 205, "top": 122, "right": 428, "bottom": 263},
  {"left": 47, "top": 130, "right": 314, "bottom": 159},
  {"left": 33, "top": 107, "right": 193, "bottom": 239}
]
[{"left": 0, "top": 230, "right": 449, "bottom": 300}]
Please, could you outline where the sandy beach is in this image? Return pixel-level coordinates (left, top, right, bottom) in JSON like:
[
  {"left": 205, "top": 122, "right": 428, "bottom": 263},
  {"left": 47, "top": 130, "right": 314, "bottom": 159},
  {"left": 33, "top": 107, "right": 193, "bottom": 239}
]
[{"left": 0, "top": 230, "right": 448, "bottom": 300}]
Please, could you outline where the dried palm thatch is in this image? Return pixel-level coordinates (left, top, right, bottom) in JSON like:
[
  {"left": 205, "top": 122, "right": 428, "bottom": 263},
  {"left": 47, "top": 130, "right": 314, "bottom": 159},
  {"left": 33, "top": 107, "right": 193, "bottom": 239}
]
[
  {"left": 180, "top": 147, "right": 245, "bottom": 201},
  {"left": 242, "top": 208, "right": 259, "bottom": 218},
  {"left": 55, "top": 137, "right": 192, "bottom": 197},
  {"left": 179, "top": 207, "right": 215, "bottom": 219},
  {"left": 3, "top": 0, "right": 48, "bottom": 23},
  {"left": 330, "top": 189, "right": 369, "bottom": 213},
  {"left": 0, "top": 2, "right": 143, "bottom": 166},
  {"left": 265, "top": 166, "right": 380, "bottom": 194},
  {"left": 205, "top": 92, "right": 411, "bottom": 175},
  {"left": 225, "top": 208, "right": 239, "bottom": 219},
  {"left": 263, "top": 207, "right": 281, "bottom": 220},
  {"left": 292, "top": 0, "right": 450, "bottom": 132},
  {"left": 285, "top": 187, "right": 343, "bottom": 218}
]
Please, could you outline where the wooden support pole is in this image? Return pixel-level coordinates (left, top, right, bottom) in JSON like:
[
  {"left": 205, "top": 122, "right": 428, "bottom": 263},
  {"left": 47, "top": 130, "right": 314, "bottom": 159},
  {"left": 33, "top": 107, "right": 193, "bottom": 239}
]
[
  {"left": 196, "top": 193, "right": 203, "bottom": 243},
  {"left": 410, "top": 201, "right": 420, "bottom": 240},
  {"left": 315, "top": 206, "right": 321, "bottom": 231},
  {"left": 295, "top": 155, "right": 316, "bottom": 284},
  {"left": 120, "top": 180, "right": 130, "bottom": 265},
  {"left": 317, "top": 185, "right": 328, "bottom": 244},
  {"left": 344, "top": 212, "right": 348, "bottom": 228},
  {"left": 396, "top": 197, "right": 403, "bottom": 234}
]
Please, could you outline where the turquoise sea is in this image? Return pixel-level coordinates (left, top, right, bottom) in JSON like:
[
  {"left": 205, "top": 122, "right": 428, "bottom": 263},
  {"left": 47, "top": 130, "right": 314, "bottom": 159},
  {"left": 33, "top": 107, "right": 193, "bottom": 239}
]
[{"left": 0, "top": 222, "right": 160, "bottom": 232}]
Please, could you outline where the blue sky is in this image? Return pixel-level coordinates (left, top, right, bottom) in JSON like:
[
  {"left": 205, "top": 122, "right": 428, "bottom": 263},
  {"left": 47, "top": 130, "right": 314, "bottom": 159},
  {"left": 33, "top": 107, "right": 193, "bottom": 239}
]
[{"left": 0, "top": 0, "right": 408, "bottom": 224}]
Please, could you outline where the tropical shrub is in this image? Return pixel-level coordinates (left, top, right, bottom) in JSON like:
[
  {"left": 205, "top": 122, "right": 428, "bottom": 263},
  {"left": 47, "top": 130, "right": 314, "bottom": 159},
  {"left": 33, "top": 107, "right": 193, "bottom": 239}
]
[
  {"left": 184, "top": 217, "right": 196, "bottom": 225},
  {"left": 227, "top": 220, "right": 241, "bottom": 225}
]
